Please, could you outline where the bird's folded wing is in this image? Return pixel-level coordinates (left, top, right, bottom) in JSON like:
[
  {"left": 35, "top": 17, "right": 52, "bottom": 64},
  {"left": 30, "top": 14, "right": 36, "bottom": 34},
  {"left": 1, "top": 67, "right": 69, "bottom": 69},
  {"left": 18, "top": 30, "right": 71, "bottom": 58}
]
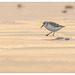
[{"left": 49, "top": 22, "right": 60, "bottom": 27}]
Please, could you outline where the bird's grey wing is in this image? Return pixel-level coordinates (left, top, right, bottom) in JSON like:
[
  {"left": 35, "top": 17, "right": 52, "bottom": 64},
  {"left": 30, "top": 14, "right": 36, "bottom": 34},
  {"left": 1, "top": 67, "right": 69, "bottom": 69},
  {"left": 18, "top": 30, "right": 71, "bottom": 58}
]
[{"left": 49, "top": 22, "right": 60, "bottom": 27}]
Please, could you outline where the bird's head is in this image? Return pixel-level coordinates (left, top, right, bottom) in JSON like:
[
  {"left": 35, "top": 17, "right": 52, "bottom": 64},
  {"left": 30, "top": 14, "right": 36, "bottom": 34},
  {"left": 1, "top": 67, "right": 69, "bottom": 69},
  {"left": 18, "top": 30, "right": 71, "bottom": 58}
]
[{"left": 40, "top": 21, "right": 48, "bottom": 28}]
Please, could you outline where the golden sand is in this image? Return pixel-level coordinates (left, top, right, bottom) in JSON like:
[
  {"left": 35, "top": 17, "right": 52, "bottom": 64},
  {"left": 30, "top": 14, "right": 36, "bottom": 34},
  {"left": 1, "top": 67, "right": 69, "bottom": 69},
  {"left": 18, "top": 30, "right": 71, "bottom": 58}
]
[{"left": 0, "top": 2, "right": 75, "bottom": 73}]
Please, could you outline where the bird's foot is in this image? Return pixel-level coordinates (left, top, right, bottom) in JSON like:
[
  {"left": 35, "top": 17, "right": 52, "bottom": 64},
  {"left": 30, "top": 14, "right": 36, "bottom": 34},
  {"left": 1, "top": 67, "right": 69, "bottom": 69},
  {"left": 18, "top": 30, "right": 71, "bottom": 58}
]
[{"left": 46, "top": 34, "right": 49, "bottom": 36}]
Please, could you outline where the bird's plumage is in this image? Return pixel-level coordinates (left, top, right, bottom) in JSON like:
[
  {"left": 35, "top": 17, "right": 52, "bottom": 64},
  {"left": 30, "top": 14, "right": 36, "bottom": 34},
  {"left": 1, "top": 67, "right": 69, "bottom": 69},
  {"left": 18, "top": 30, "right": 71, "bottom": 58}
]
[
  {"left": 41, "top": 21, "right": 65, "bottom": 36},
  {"left": 48, "top": 21, "right": 63, "bottom": 27}
]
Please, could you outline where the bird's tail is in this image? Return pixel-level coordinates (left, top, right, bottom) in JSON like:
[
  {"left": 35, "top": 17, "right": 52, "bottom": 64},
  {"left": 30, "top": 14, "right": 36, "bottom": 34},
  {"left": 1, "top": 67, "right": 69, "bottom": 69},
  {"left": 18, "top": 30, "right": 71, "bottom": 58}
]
[{"left": 61, "top": 25, "right": 65, "bottom": 27}]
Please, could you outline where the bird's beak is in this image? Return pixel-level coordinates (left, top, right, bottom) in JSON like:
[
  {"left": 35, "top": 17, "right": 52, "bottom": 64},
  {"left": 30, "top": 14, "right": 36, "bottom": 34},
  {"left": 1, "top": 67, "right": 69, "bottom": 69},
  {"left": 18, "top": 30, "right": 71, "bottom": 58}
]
[{"left": 40, "top": 25, "right": 44, "bottom": 28}]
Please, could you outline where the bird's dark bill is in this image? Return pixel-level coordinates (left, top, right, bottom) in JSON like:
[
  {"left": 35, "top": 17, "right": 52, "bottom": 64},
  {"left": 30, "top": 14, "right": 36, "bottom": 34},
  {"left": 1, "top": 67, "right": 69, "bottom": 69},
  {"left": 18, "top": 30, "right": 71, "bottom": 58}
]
[{"left": 40, "top": 25, "right": 44, "bottom": 28}]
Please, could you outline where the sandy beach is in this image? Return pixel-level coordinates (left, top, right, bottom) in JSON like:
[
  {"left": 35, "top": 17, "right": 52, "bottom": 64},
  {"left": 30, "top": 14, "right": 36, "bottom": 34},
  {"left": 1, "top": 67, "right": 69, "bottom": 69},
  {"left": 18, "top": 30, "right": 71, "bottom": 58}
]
[{"left": 0, "top": 2, "right": 75, "bottom": 73}]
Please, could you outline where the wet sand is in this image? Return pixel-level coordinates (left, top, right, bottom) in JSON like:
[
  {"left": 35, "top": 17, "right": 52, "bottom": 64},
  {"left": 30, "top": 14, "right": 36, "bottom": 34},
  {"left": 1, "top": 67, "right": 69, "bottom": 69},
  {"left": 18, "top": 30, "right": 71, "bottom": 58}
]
[
  {"left": 0, "top": 2, "right": 75, "bottom": 73},
  {"left": 0, "top": 20, "right": 75, "bottom": 73}
]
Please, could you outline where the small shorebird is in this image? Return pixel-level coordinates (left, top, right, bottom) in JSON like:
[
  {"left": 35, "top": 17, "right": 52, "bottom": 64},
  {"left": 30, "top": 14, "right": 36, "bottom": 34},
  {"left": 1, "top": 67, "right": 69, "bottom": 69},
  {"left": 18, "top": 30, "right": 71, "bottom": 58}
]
[{"left": 41, "top": 21, "right": 65, "bottom": 36}]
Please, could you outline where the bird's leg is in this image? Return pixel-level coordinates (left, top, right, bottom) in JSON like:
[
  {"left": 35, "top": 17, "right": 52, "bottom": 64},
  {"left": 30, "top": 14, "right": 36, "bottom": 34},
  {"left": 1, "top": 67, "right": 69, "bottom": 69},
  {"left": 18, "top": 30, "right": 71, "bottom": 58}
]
[
  {"left": 53, "top": 32, "right": 55, "bottom": 36},
  {"left": 46, "top": 32, "right": 52, "bottom": 36}
]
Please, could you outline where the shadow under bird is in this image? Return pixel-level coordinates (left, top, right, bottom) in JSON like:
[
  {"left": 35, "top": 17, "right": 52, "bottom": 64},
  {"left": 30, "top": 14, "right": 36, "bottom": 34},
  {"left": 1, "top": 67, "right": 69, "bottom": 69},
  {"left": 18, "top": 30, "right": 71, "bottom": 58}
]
[{"left": 41, "top": 21, "right": 65, "bottom": 36}]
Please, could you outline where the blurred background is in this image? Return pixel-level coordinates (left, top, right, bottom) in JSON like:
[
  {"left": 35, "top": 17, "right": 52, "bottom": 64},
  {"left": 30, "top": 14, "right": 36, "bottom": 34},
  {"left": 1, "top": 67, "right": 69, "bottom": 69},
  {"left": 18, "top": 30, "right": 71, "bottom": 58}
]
[{"left": 0, "top": 2, "right": 74, "bottom": 21}]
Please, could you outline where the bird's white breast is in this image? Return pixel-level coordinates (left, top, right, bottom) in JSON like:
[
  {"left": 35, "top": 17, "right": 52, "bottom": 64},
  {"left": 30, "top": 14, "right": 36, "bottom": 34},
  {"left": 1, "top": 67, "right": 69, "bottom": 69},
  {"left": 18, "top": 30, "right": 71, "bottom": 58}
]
[{"left": 44, "top": 24, "right": 62, "bottom": 32}]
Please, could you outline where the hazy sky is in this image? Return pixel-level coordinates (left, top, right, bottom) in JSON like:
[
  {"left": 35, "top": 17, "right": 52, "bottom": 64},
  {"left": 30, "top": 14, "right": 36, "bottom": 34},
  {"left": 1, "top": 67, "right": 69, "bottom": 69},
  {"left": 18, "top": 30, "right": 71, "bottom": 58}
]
[{"left": 0, "top": 2, "right": 75, "bottom": 21}]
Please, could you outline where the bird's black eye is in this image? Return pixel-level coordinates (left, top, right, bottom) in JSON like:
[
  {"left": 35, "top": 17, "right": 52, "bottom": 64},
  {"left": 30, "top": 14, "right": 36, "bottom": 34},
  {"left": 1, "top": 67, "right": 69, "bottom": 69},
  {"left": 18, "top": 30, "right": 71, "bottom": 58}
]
[{"left": 43, "top": 22, "right": 45, "bottom": 25}]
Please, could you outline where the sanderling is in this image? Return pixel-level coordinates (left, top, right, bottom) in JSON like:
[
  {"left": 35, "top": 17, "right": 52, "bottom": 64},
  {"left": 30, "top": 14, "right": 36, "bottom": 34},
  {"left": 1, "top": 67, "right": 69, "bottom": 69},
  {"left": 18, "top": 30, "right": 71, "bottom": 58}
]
[{"left": 41, "top": 21, "right": 65, "bottom": 36}]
